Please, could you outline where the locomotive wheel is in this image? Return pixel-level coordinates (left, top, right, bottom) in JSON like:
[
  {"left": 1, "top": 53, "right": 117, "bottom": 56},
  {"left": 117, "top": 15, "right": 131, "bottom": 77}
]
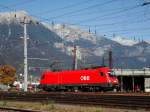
[{"left": 74, "top": 87, "right": 79, "bottom": 92}]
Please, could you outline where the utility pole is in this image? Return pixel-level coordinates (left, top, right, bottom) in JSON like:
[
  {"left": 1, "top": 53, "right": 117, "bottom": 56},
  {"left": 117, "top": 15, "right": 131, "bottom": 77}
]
[
  {"left": 24, "top": 17, "right": 28, "bottom": 92},
  {"left": 108, "top": 50, "right": 112, "bottom": 69},
  {"left": 75, "top": 46, "right": 78, "bottom": 70},
  {"left": 102, "top": 56, "right": 105, "bottom": 66},
  {"left": 21, "top": 17, "right": 30, "bottom": 92},
  {"left": 72, "top": 45, "right": 77, "bottom": 70},
  {"left": 88, "top": 27, "right": 91, "bottom": 34}
]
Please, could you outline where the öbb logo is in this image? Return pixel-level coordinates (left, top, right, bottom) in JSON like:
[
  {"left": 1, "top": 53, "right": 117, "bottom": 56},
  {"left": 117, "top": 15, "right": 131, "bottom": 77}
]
[{"left": 80, "top": 76, "right": 90, "bottom": 81}]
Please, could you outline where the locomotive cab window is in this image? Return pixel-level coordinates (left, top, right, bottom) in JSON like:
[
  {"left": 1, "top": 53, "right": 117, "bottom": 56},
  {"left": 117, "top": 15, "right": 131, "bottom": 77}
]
[{"left": 100, "top": 72, "right": 104, "bottom": 76}]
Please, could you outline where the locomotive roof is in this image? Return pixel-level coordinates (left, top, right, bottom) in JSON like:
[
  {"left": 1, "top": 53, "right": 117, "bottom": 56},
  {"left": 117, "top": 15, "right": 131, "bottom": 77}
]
[
  {"left": 83, "top": 66, "right": 107, "bottom": 70},
  {"left": 48, "top": 66, "right": 108, "bottom": 72}
]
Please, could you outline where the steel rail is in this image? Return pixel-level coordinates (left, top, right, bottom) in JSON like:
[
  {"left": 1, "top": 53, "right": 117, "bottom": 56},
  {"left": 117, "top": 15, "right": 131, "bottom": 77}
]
[
  {"left": 0, "top": 107, "right": 41, "bottom": 112},
  {"left": 0, "top": 92, "right": 149, "bottom": 110}
]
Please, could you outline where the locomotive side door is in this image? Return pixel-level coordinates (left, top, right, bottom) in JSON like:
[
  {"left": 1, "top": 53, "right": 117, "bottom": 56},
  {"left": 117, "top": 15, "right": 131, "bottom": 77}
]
[{"left": 58, "top": 72, "right": 63, "bottom": 89}]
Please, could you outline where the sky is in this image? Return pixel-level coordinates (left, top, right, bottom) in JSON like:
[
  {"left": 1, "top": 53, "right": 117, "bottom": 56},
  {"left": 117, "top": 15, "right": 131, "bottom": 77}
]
[{"left": 0, "top": 0, "right": 150, "bottom": 41}]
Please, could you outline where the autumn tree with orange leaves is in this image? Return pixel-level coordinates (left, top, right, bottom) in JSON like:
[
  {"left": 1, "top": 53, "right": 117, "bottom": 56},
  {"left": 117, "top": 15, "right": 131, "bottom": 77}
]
[{"left": 0, "top": 65, "right": 16, "bottom": 85}]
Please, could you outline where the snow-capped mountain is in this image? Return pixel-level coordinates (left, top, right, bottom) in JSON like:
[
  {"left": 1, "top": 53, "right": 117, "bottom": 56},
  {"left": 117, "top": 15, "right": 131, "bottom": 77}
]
[
  {"left": 147, "top": 40, "right": 150, "bottom": 44},
  {"left": 44, "top": 23, "right": 115, "bottom": 58},
  {"left": 45, "top": 23, "right": 150, "bottom": 69},
  {"left": 0, "top": 11, "right": 38, "bottom": 24},
  {"left": 111, "top": 36, "right": 139, "bottom": 46},
  {"left": 44, "top": 23, "right": 98, "bottom": 44},
  {"left": 0, "top": 11, "right": 150, "bottom": 76}
]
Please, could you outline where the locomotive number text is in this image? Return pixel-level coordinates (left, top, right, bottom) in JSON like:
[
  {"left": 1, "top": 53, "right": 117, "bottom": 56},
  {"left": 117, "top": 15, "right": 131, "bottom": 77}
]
[{"left": 80, "top": 76, "right": 90, "bottom": 81}]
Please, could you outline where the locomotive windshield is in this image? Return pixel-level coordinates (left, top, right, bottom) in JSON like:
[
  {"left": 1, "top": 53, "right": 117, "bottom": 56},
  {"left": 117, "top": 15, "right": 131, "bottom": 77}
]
[{"left": 108, "top": 71, "right": 116, "bottom": 77}]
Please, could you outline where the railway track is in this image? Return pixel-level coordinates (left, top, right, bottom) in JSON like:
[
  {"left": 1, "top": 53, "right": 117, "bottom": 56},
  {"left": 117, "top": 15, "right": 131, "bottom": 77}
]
[
  {"left": 0, "top": 107, "right": 41, "bottom": 112},
  {"left": 0, "top": 92, "right": 149, "bottom": 110}
]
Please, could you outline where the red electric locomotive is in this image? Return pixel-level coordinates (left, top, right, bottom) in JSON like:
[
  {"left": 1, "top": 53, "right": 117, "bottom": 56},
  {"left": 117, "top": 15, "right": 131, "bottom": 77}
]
[{"left": 39, "top": 66, "right": 118, "bottom": 91}]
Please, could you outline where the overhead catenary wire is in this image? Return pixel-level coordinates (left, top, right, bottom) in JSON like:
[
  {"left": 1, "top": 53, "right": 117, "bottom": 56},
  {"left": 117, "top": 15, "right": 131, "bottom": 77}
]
[
  {"left": 43, "top": 0, "right": 116, "bottom": 20},
  {"left": 67, "top": 4, "right": 134, "bottom": 18},
  {"left": 72, "top": 7, "right": 146, "bottom": 25},
  {"left": 98, "top": 24, "right": 150, "bottom": 33},
  {"left": 66, "top": 11, "right": 149, "bottom": 28},
  {"left": 89, "top": 16, "right": 150, "bottom": 28},
  {"left": 72, "top": 4, "right": 142, "bottom": 25},
  {"left": 55, "top": 0, "right": 145, "bottom": 21},
  {"left": 34, "top": 0, "right": 92, "bottom": 15}
]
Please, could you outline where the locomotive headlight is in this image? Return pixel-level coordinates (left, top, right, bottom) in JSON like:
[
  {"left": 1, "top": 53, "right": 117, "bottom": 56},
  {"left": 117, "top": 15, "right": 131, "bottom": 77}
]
[{"left": 113, "top": 80, "right": 117, "bottom": 83}]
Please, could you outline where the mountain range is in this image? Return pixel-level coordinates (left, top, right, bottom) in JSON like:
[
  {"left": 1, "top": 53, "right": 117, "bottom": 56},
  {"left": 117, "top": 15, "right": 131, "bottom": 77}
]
[{"left": 0, "top": 11, "right": 150, "bottom": 76}]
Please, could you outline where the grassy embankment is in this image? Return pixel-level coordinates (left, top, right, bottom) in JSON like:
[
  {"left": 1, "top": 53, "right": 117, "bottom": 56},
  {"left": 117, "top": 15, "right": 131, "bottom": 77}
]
[{"left": 0, "top": 101, "right": 147, "bottom": 112}]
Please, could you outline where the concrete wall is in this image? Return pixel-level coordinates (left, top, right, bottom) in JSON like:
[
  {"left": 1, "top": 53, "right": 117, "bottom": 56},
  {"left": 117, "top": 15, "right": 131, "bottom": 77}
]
[{"left": 145, "top": 77, "right": 150, "bottom": 92}]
